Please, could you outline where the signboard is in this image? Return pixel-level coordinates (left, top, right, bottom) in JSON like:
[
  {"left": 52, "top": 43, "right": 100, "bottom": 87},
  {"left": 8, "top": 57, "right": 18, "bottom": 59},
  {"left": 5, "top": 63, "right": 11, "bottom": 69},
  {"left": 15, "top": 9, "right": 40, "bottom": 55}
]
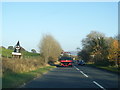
[{"left": 12, "top": 41, "right": 22, "bottom": 58}]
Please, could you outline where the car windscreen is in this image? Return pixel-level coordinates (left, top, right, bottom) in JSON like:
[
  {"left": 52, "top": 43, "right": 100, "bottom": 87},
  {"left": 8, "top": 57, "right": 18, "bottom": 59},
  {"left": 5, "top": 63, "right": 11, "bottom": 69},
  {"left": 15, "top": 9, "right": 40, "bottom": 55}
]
[{"left": 59, "top": 57, "right": 73, "bottom": 60}]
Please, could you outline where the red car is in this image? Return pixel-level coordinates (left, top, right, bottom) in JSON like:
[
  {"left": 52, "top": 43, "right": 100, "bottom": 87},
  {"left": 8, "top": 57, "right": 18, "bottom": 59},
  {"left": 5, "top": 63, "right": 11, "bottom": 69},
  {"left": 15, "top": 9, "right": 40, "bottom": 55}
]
[{"left": 59, "top": 57, "right": 73, "bottom": 67}]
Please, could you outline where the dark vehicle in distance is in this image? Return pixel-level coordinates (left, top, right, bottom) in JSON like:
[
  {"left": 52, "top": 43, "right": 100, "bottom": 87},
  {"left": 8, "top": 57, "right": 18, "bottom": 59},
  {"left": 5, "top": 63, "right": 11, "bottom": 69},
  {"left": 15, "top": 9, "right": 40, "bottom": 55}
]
[{"left": 78, "top": 60, "right": 85, "bottom": 66}]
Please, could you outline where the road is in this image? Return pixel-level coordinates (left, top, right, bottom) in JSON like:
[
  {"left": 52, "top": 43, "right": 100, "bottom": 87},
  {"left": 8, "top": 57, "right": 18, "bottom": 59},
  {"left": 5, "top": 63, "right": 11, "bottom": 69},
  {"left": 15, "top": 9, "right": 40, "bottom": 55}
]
[{"left": 21, "top": 65, "right": 119, "bottom": 89}]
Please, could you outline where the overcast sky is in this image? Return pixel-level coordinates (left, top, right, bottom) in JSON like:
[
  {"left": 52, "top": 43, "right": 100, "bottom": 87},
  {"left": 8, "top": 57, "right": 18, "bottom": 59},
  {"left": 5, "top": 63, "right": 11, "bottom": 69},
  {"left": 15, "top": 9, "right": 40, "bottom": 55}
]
[{"left": 2, "top": 2, "right": 118, "bottom": 52}]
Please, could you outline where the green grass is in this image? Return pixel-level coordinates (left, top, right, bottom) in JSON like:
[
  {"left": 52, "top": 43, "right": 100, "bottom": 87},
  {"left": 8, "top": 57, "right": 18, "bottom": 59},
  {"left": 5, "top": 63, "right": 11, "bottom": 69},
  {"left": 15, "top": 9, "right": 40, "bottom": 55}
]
[
  {"left": 0, "top": 48, "right": 40, "bottom": 58},
  {"left": 0, "top": 48, "right": 13, "bottom": 58},
  {"left": 2, "top": 66, "right": 56, "bottom": 88},
  {"left": 1, "top": 47, "right": 52, "bottom": 88},
  {"left": 22, "top": 51, "right": 40, "bottom": 56},
  {"left": 97, "top": 66, "right": 119, "bottom": 72},
  {"left": 87, "top": 63, "right": 119, "bottom": 73}
]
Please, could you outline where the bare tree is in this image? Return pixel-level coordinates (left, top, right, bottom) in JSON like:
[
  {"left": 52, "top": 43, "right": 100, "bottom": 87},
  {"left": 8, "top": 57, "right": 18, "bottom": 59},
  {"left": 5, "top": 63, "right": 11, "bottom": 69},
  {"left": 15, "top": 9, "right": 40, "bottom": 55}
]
[{"left": 39, "top": 34, "right": 62, "bottom": 64}]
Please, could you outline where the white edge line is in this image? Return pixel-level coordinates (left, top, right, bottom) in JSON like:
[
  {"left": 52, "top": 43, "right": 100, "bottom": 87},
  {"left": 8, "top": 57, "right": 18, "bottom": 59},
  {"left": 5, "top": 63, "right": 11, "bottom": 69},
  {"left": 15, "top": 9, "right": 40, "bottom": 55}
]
[{"left": 93, "top": 81, "right": 106, "bottom": 90}]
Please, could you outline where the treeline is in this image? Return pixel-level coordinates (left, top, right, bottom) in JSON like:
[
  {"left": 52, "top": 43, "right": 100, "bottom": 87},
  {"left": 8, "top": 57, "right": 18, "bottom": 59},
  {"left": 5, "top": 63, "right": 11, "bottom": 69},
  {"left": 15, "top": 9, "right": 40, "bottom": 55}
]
[{"left": 78, "top": 31, "right": 119, "bottom": 66}]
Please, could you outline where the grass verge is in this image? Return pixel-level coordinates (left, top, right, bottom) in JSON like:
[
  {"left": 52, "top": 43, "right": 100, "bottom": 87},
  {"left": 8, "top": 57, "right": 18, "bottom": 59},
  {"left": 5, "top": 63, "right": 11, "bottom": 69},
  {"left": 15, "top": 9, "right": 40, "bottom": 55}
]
[
  {"left": 2, "top": 66, "right": 56, "bottom": 88},
  {"left": 87, "top": 63, "right": 120, "bottom": 73}
]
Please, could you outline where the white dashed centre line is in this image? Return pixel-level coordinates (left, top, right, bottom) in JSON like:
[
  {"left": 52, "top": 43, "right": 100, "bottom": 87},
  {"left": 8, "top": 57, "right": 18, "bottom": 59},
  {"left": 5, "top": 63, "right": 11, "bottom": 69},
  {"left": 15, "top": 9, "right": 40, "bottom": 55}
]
[
  {"left": 93, "top": 81, "right": 106, "bottom": 90},
  {"left": 74, "top": 66, "right": 106, "bottom": 89},
  {"left": 79, "top": 70, "right": 88, "bottom": 77},
  {"left": 74, "top": 66, "right": 79, "bottom": 70},
  {"left": 74, "top": 66, "right": 88, "bottom": 77}
]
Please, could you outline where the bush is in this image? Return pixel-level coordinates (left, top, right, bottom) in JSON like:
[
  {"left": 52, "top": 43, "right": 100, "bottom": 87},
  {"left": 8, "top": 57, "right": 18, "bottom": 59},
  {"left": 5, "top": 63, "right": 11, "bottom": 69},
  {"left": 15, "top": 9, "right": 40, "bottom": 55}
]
[
  {"left": 2, "top": 57, "right": 45, "bottom": 73},
  {"left": 95, "top": 60, "right": 110, "bottom": 66},
  {"left": 109, "top": 61, "right": 116, "bottom": 66}
]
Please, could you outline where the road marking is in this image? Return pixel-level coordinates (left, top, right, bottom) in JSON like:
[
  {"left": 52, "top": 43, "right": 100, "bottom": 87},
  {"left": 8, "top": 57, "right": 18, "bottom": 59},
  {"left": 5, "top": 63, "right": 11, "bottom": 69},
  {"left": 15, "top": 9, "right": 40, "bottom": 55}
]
[
  {"left": 74, "top": 66, "right": 88, "bottom": 77},
  {"left": 79, "top": 71, "right": 88, "bottom": 77},
  {"left": 74, "top": 66, "right": 79, "bottom": 70},
  {"left": 93, "top": 81, "right": 106, "bottom": 90}
]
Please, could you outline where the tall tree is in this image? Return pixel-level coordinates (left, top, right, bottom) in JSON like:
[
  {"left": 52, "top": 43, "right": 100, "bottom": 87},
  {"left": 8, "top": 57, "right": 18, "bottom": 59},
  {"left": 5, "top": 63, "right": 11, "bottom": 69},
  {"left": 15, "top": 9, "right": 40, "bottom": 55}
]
[
  {"left": 108, "top": 39, "right": 119, "bottom": 66},
  {"left": 77, "top": 50, "right": 90, "bottom": 62},
  {"left": 39, "top": 34, "right": 62, "bottom": 64},
  {"left": 80, "top": 31, "right": 109, "bottom": 65}
]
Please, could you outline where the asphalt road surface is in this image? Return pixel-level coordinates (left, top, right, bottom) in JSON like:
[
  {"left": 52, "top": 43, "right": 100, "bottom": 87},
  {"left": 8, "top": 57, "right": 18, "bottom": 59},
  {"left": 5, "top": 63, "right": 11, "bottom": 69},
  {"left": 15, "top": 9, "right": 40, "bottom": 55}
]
[{"left": 21, "top": 65, "right": 119, "bottom": 89}]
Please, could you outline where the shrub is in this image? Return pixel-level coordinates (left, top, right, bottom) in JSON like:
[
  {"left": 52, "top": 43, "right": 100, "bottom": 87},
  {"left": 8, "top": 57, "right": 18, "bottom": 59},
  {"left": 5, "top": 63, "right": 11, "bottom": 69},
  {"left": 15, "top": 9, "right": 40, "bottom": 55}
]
[
  {"left": 94, "top": 60, "right": 110, "bottom": 66},
  {"left": 109, "top": 61, "right": 116, "bottom": 66},
  {"left": 2, "top": 57, "right": 45, "bottom": 73}
]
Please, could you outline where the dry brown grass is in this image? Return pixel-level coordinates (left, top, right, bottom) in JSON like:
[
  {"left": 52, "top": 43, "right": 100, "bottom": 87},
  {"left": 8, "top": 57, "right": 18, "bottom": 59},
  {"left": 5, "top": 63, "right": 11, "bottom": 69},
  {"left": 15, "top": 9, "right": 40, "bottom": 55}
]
[{"left": 2, "top": 57, "right": 45, "bottom": 73}]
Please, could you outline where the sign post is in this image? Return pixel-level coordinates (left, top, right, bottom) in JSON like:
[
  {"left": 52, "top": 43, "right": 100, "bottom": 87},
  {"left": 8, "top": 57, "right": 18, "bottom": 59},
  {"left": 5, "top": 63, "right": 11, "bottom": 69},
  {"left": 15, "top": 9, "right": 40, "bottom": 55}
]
[{"left": 12, "top": 41, "right": 22, "bottom": 59}]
